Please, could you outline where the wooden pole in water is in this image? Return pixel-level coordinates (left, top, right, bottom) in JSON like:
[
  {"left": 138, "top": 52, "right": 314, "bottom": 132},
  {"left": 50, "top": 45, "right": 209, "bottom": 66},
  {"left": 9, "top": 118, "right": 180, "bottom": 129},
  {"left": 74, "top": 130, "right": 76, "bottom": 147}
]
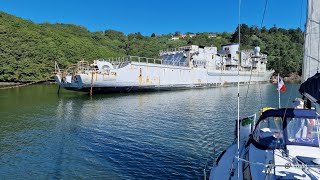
[{"left": 90, "top": 71, "right": 94, "bottom": 96}]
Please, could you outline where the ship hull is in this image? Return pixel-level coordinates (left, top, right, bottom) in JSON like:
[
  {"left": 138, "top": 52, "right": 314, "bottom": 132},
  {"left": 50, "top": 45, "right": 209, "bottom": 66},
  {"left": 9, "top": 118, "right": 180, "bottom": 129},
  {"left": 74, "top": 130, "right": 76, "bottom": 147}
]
[{"left": 55, "top": 62, "right": 274, "bottom": 93}]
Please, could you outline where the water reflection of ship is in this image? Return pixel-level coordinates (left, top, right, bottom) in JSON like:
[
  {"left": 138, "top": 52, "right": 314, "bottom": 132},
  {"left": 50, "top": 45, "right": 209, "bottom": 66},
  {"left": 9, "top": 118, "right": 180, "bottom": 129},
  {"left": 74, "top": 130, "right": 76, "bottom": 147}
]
[{"left": 54, "top": 44, "right": 274, "bottom": 93}]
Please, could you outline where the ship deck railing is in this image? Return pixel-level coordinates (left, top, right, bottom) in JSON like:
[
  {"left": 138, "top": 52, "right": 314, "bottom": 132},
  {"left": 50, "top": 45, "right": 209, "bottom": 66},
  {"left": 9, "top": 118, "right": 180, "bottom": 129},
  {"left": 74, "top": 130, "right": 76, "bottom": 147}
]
[
  {"left": 159, "top": 47, "right": 189, "bottom": 55},
  {"left": 159, "top": 46, "right": 195, "bottom": 56},
  {"left": 102, "top": 56, "right": 189, "bottom": 68},
  {"left": 55, "top": 56, "right": 190, "bottom": 77},
  {"left": 55, "top": 60, "right": 92, "bottom": 76}
]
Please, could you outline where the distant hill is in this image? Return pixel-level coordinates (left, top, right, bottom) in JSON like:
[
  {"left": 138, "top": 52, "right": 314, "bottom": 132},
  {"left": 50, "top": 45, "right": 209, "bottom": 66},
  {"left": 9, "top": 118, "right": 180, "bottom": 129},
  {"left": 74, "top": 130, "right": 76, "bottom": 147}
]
[
  {"left": 0, "top": 12, "right": 129, "bottom": 82},
  {"left": 0, "top": 12, "right": 303, "bottom": 82}
]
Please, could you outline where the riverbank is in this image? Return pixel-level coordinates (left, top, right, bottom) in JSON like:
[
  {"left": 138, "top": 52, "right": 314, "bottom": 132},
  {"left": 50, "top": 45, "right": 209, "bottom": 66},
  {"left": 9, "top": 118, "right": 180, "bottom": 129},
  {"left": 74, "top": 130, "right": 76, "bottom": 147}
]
[
  {"left": 0, "top": 82, "right": 22, "bottom": 86},
  {"left": 0, "top": 81, "right": 55, "bottom": 85},
  {"left": 283, "top": 73, "right": 301, "bottom": 83},
  {"left": 271, "top": 73, "right": 301, "bottom": 84},
  {"left": 0, "top": 82, "right": 22, "bottom": 88},
  {"left": 0, "top": 81, "right": 55, "bottom": 88}
]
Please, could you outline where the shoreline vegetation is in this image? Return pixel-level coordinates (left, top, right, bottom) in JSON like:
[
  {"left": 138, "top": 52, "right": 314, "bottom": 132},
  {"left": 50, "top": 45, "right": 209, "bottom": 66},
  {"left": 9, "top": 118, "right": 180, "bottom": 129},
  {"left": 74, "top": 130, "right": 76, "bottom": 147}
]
[
  {"left": 0, "top": 11, "right": 304, "bottom": 83},
  {"left": 271, "top": 73, "right": 301, "bottom": 84}
]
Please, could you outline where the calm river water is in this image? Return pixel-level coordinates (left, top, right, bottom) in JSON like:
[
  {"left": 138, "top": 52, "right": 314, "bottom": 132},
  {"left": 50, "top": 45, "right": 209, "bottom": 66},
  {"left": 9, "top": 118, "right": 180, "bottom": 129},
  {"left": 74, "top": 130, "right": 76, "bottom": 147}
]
[{"left": 0, "top": 84, "right": 300, "bottom": 179}]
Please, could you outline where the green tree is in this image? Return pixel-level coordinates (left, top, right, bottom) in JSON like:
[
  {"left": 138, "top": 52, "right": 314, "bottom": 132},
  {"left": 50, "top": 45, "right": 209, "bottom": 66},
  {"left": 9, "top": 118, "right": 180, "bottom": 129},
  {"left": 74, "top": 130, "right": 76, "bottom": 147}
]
[{"left": 0, "top": 11, "right": 304, "bottom": 81}]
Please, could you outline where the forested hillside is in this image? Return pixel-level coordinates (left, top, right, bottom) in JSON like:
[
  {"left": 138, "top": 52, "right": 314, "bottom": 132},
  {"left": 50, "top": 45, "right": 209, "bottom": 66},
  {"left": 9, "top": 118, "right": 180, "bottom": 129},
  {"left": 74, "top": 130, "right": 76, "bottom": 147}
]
[{"left": 0, "top": 12, "right": 303, "bottom": 82}]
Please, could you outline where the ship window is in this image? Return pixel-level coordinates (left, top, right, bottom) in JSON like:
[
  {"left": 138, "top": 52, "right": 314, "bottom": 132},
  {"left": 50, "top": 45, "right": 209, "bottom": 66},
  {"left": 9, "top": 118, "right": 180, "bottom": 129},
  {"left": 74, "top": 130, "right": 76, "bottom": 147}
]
[
  {"left": 101, "top": 65, "right": 110, "bottom": 70},
  {"left": 285, "top": 118, "right": 318, "bottom": 147},
  {"left": 253, "top": 109, "right": 319, "bottom": 150},
  {"left": 253, "top": 116, "right": 319, "bottom": 149},
  {"left": 253, "top": 117, "right": 284, "bottom": 149}
]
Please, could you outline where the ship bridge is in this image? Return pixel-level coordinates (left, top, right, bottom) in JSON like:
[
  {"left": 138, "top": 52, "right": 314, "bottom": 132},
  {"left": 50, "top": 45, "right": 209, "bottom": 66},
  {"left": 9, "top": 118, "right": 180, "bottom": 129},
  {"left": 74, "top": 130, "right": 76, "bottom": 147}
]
[{"left": 159, "top": 45, "right": 217, "bottom": 68}]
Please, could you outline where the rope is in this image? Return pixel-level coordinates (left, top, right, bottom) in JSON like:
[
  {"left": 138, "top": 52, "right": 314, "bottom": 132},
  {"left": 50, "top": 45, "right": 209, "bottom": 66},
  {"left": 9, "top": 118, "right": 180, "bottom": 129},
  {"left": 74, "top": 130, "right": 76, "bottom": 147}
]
[{"left": 0, "top": 75, "right": 54, "bottom": 90}]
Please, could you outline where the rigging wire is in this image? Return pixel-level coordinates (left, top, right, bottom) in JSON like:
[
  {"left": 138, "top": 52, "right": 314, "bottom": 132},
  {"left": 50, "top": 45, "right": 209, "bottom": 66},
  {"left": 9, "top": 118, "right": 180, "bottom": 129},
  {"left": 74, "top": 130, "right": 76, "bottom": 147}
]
[
  {"left": 278, "top": 0, "right": 310, "bottom": 114},
  {"left": 243, "top": 65, "right": 253, "bottom": 109},
  {"left": 282, "top": 0, "right": 307, "bottom": 117},
  {"left": 244, "top": 0, "right": 284, "bottom": 114},
  {"left": 258, "top": 0, "right": 269, "bottom": 109},
  {"left": 260, "top": 0, "right": 268, "bottom": 28},
  {"left": 244, "top": 0, "right": 269, "bottom": 111},
  {"left": 258, "top": 71, "right": 263, "bottom": 109},
  {"left": 299, "top": 0, "right": 304, "bottom": 29},
  {"left": 244, "top": 4, "right": 268, "bottom": 111}
]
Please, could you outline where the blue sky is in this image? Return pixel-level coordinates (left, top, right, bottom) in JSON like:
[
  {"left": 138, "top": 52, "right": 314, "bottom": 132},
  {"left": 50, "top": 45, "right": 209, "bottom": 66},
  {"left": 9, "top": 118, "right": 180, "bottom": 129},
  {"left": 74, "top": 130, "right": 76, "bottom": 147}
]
[{"left": 0, "top": 0, "right": 307, "bottom": 35}]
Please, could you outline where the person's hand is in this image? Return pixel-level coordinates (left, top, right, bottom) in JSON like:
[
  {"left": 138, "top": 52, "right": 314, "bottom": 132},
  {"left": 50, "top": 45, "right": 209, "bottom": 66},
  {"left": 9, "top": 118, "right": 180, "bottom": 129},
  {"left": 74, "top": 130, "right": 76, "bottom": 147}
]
[{"left": 273, "top": 132, "right": 281, "bottom": 139}]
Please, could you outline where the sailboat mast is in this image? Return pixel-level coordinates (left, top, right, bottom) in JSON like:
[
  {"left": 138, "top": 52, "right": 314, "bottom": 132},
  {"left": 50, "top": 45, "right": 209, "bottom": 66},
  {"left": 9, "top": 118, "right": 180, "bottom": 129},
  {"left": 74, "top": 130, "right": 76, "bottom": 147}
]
[{"left": 237, "top": 0, "right": 241, "bottom": 179}]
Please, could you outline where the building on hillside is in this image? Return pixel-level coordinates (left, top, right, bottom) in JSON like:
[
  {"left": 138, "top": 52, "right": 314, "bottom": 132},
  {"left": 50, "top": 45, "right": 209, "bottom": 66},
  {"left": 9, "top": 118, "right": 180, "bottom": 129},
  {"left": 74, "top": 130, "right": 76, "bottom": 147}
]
[
  {"left": 208, "top": 33, "right": 217, "bottom": 38},
  {"left": 170, "top": 36, "right": 179, "bottom": 41},
  {"left": 189, "top": 33, "right": 197, "bottom": 38}
]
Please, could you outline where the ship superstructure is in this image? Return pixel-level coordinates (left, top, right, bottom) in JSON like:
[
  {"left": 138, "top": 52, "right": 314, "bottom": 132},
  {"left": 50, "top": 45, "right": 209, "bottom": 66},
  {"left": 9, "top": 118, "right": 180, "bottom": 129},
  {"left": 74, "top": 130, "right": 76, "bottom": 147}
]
[{"left": 54, "top": 44, "right": 274, "bottom": 93}]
